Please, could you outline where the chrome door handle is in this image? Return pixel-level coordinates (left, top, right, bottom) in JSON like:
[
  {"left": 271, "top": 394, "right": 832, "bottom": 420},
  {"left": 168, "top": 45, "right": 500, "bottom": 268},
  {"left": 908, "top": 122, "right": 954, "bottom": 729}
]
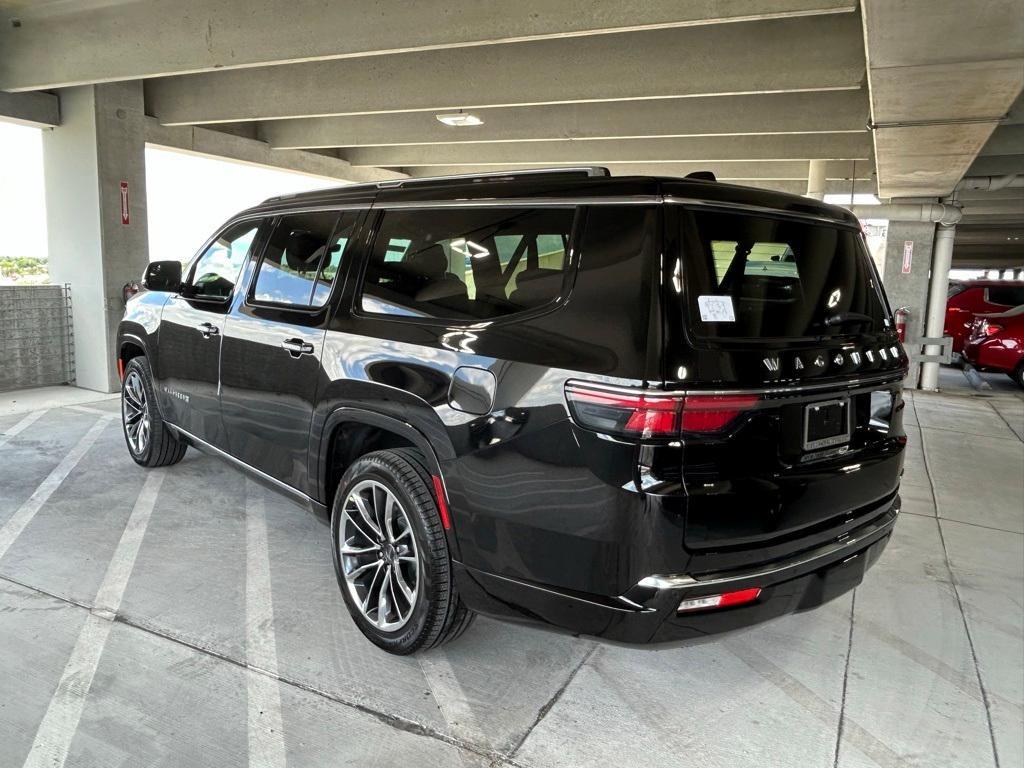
[
  {"left": 281, "top": 338, "right": 315, "bottom": 357},
  {"left": 196, "top": 322, "right": 219, "bottom": 338}
]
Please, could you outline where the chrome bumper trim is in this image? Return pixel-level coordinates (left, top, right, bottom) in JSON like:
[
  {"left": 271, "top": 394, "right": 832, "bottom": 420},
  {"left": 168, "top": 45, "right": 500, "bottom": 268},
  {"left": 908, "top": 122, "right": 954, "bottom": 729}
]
[{"left": 635, "top": 502, "right": 899, "bottom": 592}]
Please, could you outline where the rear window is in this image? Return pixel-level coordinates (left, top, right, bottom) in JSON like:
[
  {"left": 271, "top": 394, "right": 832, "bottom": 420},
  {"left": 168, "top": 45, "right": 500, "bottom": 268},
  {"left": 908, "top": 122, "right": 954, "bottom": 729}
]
[
  {"left": 359, "top": 207, "right": 574, "bottom": 321},
  {"left": 679, "top": 209, "right": 888, "bottom": 340}
]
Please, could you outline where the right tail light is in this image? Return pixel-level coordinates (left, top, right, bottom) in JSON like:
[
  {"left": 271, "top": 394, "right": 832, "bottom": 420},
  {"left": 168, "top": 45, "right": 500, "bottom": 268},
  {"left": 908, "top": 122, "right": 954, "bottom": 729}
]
[{"left": 564, "top": 382, "right": 758, "bottom": 439}]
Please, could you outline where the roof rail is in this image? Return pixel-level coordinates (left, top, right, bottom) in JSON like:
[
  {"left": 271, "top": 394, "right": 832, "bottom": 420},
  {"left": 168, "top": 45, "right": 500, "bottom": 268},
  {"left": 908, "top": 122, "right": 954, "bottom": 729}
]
[
  {"left": 259, "top": 167, "right": 610, "bottom": 205},
  {"left": 375, "top": 166, "right": 610, "bottom": 188}
]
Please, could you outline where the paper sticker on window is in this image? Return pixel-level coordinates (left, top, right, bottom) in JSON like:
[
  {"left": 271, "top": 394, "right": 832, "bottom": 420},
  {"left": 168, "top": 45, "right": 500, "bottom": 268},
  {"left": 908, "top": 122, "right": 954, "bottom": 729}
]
[{"left": 698, "top": 295, "right": 736, "bottom": 322}]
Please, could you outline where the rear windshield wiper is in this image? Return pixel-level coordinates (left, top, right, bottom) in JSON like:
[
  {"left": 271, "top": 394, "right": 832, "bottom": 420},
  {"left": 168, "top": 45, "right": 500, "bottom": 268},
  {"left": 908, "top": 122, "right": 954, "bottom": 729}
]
[{"left": 824, "top": 311, "right": 875, "bottom": 328}]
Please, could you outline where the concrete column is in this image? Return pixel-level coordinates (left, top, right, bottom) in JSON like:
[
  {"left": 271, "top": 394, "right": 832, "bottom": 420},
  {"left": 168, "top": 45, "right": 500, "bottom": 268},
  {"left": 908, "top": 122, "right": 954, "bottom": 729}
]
[
  {"left": 919, "top": 224, "right": 956, "bottom": 391},
  {"left": 42, "top": 82, "right": 149, "bottom": 393},
  {"left": 879, "top": 220, "right": 936, "bottom": 389},
  {"left": 806, "top": 159, "right": 827, "bottom": 200}
]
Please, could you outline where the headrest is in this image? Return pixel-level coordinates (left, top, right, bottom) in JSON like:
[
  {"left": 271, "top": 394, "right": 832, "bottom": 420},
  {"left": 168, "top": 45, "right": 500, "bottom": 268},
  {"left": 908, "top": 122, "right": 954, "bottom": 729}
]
[
  {"left": 285, "top": 230, "right": 324, "bottom": 265},
  {"left": 407, "top": 244, "right": 448, "bottom": 278}
]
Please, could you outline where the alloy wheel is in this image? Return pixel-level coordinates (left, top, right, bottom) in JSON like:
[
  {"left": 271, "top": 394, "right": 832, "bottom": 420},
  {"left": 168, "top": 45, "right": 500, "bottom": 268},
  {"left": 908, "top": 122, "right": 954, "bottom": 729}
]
[
  {"left": 339, "top": 479, "right": 420, "bottom": 631},
  {"left": 122, "top": 369, "right": 151, "bottom": 455}
]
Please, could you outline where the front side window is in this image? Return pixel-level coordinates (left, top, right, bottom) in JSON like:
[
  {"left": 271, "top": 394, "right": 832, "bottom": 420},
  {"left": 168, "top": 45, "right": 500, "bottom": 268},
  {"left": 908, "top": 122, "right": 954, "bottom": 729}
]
[
  {"left": 252, "top": 211, "right": 355, "bottom": 308},
  {"left": 680, "top": 209, "right": 888, "bottom": 340},
  {"left": 189, "top": 220, "right": 261, "bottom": 300},
  {"left": 359, "top": 208, "right": 575, "bottom": 321}
]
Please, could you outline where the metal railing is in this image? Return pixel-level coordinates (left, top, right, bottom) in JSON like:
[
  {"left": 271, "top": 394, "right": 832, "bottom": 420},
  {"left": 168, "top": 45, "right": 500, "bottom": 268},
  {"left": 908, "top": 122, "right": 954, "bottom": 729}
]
[{"left": 0, "top": 283, "right": 75, "bottom": 391}]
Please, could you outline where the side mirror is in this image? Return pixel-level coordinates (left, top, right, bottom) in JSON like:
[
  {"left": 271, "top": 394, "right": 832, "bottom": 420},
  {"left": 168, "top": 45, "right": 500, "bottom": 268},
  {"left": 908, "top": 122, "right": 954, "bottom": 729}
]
[{"left": 142, "top": 260, "right": 183, "bottom": 292}]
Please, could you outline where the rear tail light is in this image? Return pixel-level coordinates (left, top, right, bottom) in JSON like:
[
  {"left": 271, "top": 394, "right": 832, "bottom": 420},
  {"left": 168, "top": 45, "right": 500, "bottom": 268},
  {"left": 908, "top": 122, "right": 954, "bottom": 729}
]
[
  {"left": 564, "top": 382, "right": 758, "bottom": 438},
  {"left": 982, "top": 321, "right": 1003, "bottom": 337},
  {"left": 677, "top": 587, "right": 762, "bottom": 613}
]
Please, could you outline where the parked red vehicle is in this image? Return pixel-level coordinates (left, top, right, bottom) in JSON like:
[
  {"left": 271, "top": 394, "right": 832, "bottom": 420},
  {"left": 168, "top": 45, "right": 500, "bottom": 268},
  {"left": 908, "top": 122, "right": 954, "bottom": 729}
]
[
  {"left": 963, "top": 305, "right": 1024, "bottom": 388},
  {"left": 945, "top": 280, "right": 1024, "bottom": 355}
]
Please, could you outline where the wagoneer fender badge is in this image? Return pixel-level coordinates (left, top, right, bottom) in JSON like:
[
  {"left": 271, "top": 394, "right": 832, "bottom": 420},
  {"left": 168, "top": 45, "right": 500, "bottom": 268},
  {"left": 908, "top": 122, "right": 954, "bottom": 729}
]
[
  {"left": 833, "top": 353, "right": 845, "bottom": 366},
  {"left": 763, "top": 357, "right": 780, "bottom": 372},
  {"left": 814, "top": 355, "right": 826, "bottom": 368}
]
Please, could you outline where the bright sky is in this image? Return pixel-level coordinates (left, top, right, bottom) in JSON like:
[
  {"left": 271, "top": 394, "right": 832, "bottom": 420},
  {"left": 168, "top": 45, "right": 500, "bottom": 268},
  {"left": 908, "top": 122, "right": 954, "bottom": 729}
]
[
  {"left": 0, "top": 122, "right": 47, "bottom": 258},
  {"left": 0, "top": 120, "right": 343, "bottom": 261}
]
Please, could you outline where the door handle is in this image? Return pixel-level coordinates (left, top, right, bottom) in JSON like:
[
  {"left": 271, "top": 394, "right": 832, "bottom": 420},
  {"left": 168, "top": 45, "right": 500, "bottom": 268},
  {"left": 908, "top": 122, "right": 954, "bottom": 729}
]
[
  {"left": 281, "top": 338, "right": 315, "bottom": 357},
  {"left": 195, "top": 322, "right": 220, "bottom": 339}
]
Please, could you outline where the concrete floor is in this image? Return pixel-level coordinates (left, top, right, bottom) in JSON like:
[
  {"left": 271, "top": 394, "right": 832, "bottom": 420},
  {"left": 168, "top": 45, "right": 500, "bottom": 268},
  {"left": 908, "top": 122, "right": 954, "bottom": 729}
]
[{"left": 0, "top": 389, "right": 1021, "bottom": 768}]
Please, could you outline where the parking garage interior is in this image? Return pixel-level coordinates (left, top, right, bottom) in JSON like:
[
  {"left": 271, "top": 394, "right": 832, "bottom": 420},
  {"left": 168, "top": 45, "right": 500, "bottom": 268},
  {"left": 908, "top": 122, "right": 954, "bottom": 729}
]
[{"left": 1, "top": 2, "right": 1022, "bottom": 767}]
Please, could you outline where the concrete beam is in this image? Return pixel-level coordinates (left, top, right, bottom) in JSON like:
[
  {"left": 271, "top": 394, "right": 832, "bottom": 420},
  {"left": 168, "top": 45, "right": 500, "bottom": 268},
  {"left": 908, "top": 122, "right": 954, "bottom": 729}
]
[
  {"left": 0, "top": 89, "right": 59, "bottom": 127},
  {"left": 145, "top": 121, "right": 406, "bottom": 184},
  {"left": 347, "top": 133, "right": 873, "bottom": 168},
  {"left": 260, "top": 91, "right": 869, "bottom": 149},
  {"left": 0, "top": 0, "right": 855, "bottom": 92},
  {"left": 861, "top": 0, "right": 1024, "bottom": 197},
  {"left": 404, "top": 161, "right": 874, "bottom": 181},
  {"left": 146, "top": 14, "right": 865, "bottom": 125}
]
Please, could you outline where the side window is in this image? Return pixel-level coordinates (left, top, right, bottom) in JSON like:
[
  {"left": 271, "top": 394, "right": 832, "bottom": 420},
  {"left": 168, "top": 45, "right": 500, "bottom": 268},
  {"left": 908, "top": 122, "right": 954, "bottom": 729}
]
[
  {"left": 359, "top": 207, "right": 575, "bottom": 321},
  {"left": 252, "top": 211, "right": 354, "bottom": 308},
  {"left": 987, "top": 286, "right": 1024, "bottom": 307},
  {"left": 189, "top": 220, "right": 261, "bottom": 300}
]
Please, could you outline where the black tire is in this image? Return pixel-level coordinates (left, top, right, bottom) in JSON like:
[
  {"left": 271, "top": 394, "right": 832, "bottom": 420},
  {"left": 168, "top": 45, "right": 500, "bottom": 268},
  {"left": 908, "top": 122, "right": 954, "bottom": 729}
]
[
  {"left": 330, "top": 448, "right": 475, "bottom": 654},
  {"left": 1013, "top": 363, "right": 1024, "bottom": 390},
  {"left": 120, "top": 357, "right": 187, "bottom": 468}
]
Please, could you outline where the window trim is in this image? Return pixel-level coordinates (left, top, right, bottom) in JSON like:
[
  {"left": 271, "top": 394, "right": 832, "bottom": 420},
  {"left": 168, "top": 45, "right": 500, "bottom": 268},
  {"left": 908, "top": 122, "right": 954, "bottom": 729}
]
[
  {"left": 351, "top": 205, "right": 583, "bottom": 328},
  {"left": 243, "top": 208, "right": 362, "bottom": 315}
]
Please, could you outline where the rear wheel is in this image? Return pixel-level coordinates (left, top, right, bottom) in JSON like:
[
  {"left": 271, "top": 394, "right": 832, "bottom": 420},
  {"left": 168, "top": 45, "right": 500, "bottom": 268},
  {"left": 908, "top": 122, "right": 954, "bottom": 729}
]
[
  {"left": 121, "top": 357, "right": 187, "bottom": 467},
  {"left": 330, "top": 448, "right": 474, "bottom": 654}
]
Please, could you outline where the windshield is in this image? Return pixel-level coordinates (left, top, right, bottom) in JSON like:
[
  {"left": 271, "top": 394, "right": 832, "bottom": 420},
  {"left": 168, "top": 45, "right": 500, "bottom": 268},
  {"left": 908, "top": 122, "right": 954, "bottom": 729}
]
[{"left": 678, "top": 208, "right": 889, "bottom": 341}]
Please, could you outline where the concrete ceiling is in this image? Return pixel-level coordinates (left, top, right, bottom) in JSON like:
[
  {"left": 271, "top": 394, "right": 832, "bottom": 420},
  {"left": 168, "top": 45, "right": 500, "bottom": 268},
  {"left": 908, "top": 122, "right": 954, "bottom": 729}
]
[{"left": 0, "top": 0, "right": 1021, "bottom": 268}]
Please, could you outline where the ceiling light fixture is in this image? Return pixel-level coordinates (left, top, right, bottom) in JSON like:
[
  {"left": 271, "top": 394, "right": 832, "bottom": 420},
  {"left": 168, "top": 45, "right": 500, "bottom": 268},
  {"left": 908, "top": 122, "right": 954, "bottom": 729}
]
[{"left": 436, "top": 111, "right": 484, "bottom": 127}]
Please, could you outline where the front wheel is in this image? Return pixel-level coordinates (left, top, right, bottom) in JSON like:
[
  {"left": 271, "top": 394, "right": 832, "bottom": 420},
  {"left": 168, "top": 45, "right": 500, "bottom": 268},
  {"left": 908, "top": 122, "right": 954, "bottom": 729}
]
[
  {"left": 330, "top": 448, "right": 474, "bottom": 654},
  {"left": 121, "top": 357, "right": 187, "bottom": 467},
  {"left": 1013, "top": 362, "right": 1024, "bottom": 390}
]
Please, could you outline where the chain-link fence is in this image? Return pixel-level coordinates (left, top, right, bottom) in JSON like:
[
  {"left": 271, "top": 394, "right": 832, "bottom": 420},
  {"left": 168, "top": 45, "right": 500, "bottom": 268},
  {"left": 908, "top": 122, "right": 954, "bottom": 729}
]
[{"left": 0, "top": 284, "right": 75, "bottom": 391}]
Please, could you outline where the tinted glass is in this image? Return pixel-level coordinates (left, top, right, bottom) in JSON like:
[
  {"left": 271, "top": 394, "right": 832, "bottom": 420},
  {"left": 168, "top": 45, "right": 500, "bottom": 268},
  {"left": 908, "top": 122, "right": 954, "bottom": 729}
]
[
  {"left": 190, "top": 220, "right": 260, "bottom": 299},
  {"left": 360, "top": 208, "right": 574, "bottom": 320},
  {"left": 680, "top": 209, "right": 887, "bottom": 340},
  {"left": 252, "top": 211, "right": 342, "bottom": 307},
  {"left": 987, "top": 285, "right": 1024, "bottom": 307}
]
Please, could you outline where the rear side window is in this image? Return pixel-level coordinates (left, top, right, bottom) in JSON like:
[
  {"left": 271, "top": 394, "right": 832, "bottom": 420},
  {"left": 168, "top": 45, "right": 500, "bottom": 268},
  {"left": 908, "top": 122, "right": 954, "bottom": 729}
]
[
  {"left": 987, "top": 286, "right": 1024, "bottom": 307},
  {"left": 679, "top": 208, "right": 887, "bottom": 340},
  {"left": 251, "top": 211, "right": 356, "bottom": 308},
  {"left": 359, "top": 208, "right": 574, "bottom": 321}
]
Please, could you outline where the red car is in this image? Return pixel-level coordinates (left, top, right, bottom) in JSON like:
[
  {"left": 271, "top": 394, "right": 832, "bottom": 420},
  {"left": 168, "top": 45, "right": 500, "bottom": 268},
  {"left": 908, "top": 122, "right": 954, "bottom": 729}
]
[
  {"left": 945, "top": 280, "right": 1024, "bottom": 354},
  {"left": 963, "top": 305, "right": 1024, "bottom": 388}
]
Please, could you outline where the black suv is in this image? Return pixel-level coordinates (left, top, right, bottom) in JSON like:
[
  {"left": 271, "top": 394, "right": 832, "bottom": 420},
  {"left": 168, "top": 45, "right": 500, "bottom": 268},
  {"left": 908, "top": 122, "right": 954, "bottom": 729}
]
[{"left": 118, "top": 167, "right": 907, "bottom": 654}]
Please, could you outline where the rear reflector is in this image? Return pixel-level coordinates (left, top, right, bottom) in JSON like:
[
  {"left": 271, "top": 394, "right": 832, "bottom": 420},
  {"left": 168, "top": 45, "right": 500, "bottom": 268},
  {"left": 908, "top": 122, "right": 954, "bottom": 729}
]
[
  {"left": 565, "top": 382, "right": 757, "bottom": 439},
  {"left": 431, "top": 475, "right": 452, "bottom": 530},
  {"left": 677, "top": 587, "right": 762, "bottom": 613},
  {"left": 117, "top": 358, "right": 125, "bottom": 382}
]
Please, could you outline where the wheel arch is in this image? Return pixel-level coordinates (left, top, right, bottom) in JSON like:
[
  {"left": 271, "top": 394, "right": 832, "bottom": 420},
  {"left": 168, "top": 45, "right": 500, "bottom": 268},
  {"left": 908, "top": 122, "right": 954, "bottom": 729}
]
[{"left": 317, "top": 408, "right": 455, "bottom": 527}]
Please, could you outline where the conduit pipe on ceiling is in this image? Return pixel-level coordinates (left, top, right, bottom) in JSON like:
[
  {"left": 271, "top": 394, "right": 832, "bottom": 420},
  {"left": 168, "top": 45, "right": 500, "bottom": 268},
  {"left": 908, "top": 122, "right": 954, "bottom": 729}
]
[
  {"left": 845, "top": 203, "right": 963, "bottom": 225},
  {"left": 955, "top": 174, "right": 1021, "bottom": 192}
]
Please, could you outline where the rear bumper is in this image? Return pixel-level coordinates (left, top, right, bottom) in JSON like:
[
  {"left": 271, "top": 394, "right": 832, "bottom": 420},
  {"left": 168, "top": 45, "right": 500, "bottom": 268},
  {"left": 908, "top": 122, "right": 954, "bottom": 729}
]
[{"left": 455, "top": 496, "right": 898, "bottom": 645}]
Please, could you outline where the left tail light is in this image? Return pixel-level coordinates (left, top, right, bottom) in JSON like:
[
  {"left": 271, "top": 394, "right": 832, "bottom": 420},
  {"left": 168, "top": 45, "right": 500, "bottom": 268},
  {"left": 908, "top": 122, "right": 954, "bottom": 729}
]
[
  {"left": 982, "top": 321, "right": 1004, "bottom": 337},
  {"left": 564, "top": 382, "right": 758, "bottom": 439}
]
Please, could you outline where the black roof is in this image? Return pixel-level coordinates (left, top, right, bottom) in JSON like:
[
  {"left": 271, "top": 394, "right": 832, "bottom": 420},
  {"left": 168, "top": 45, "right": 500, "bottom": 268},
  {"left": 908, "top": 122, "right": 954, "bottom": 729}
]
[{"left": 250, "top": 167, "right": 860, "bottom": 227}]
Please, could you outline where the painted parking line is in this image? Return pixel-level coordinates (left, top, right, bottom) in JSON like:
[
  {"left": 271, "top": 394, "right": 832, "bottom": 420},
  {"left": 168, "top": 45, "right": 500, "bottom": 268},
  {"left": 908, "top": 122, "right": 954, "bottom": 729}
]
[
  {"left": 66, "top": 404, "right": 120, "bottom": 418},
  {"left": 22, "top": 470, "right": 165, "bottom": 768},
  {"left": 0, "top": 410, "right": 47, "bottom": 451},
  {"left": 0, "top": 416, "right": 114, "bottom": 562},
  {"left": 245, "top": 481, "right": 287, "bottom": 768}
]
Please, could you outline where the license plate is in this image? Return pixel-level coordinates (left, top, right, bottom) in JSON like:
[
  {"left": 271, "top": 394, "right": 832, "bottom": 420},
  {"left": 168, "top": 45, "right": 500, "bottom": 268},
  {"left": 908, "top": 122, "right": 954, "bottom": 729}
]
[{"left": 803, "top": 398, "right": 851, "bottom": 450}]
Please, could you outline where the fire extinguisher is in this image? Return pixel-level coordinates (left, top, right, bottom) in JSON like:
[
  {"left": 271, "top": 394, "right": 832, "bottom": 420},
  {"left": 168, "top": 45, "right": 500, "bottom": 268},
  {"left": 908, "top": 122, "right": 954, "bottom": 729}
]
[{"left": 895, "top": 306, "right": 909, "bottom": 343}]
